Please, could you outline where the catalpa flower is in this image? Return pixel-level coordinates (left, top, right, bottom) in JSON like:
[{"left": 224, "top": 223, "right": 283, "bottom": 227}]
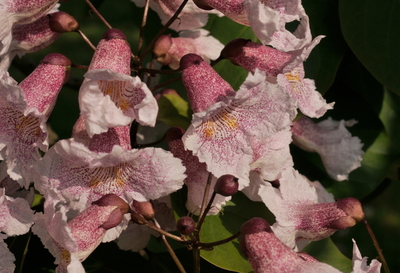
[
  {"left": 33, "top": 193, "right": 129, "bottom": 273},
  {"left": 240, "top": 218, "right": 381, "bottom": 273},
  {"left": 0, "top": 0, "right": 59, "bottom": 56},
  {"left": 0, "top": 11, "right": 78, "bottom": 71},
  {"left": 0, "top": 53, "right": 70, "bottom": 188},
  {"left": 292, "top": 116, "right": 364, "bottom": 181},
  {"left": 79, "top": 28, "right": 157, "bottom": 137},
  {"left": 240, "top": 217, "right": 342, "bottom": 273},
  {"left": 154, "top": 29, "right": 223, "bottom": 70},
  {"left": 181, "top": 54, "right": 297, "bottom": 186},
  {"left": 221, "top": 38, "right": 333, "bottom": 118},
  {"left": 131, "top": 0, "right": 223, "bottom": 31},
  {"left": 246, "top": 168, "right": 364, "bottom": 251},
  {"left": 35, "top": 117, "right": 186, "bottom": 212}
]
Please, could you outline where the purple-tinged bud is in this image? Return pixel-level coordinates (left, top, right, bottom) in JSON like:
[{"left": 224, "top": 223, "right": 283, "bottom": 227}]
[
  {"left": 180, "top": 53, "right": 235, "bottom": 113},
  {"left": 220, "top": 38, "right": 251, "bottom": 61},
  {"left": 48, "top": 11, "right": 79, "bottom": 33},
  {"left": 130, "top": 200, "right": 155, "bottom": 224},
  {"left": 102, "top": 28, "right": 127, "bottom": 40},
  {"left": 221, "top": 40, "right": 292, "bottom": 77},
  {"left": 93, "top": 194, "right": 129, "bottom": 213},
  {"left": 176, "top": 216, "right": 196, "bottom": 235},
  {"left": 336, "top": 197, "right": 365, "bottom": 222},
  {"left": 193, "top": 0, "right": 214, "bottom": 10},
  {"left": 154, "top": 35, "right": 173, "bottom": 66},
  {"left": 214, "top": 174, "right": 239, "bottom": 196}
]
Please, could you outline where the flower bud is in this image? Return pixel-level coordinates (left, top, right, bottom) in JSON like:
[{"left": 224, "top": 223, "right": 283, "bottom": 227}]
[
  {"left": 130, "top": 200, "right": 155, "bottom": 224},
  {"left": 192, "top": 0, "right": 214, "bottom": 10},
  {"left": 327, "top": 197, "right": 365, "bottom": 229},
  {"left": 214, "top": 175, "right": 239, "bottom": 196},
  {"left": 153, "top": 35, "right": 173, "bottom": 66},
  {"left": 93, "top": 194, "right": 129, "bottom": 213},
  {"left": 176, "top": 216, "right": 196, "bottom": 235},
  {"left": 48, "top": 11, "right": 79, "bottom": 33}
]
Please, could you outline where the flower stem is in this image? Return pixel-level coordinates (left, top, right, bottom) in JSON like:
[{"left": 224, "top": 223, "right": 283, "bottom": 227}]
[
  {"left": 363, "top": 219, "right": 390, "bottom": 273},
  {"left": 137, "top": 0, "right": 150, "bottom": 57},
  {"left": 197, "top": 173, "right": 213, "bottom": 229},
  {"left": 75, "top": 29, "right": 96, "bottom": 51},
  {"left": 139, "top": 0, "right": 189, "bottom": 59},
  {"left": 84, "top": 0, "right": 112, "bottom": 29}
]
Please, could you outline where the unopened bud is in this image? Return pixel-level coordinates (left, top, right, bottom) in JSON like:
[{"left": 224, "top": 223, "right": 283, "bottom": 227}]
[
  {"left": 336, "top": 197, "right": 365, "bottom": 222},
  {"left": 193, "top": 0, "right": 214, "bottom": 10},
  {"left": 93, "top": 194, "right": 130, "bottom": 213},
  {"left": 220, "top": 38, "right": 251, "bottom": 60},
  {"left": 214, "top": 174, "right": 239, "bottom": 196},
  {"left": 130, "top": 200, "right": 155, "bottom": 224},
  {"left": 154, "top": 35, "right": 173, "bottom": 66},
  {"left": 48, "top": 11, "right": 79, "bottom": 33},
  {"left": 102, "top": 28, "right": 126, "bottom": 40},
  {"left": 176, "top": 216, "right": 196, "bottom": 235},
  {"left": 180, "top": 53, "right": 204, "bottom": 70}
]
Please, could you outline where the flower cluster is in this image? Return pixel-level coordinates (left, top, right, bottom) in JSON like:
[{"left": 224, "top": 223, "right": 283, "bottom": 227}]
[{"left": 0, "top": 0, "right": 385, "bottom": 272}]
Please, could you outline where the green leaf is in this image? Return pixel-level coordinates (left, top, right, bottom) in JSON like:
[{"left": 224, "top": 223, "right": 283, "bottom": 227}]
[
  {"left": 199, "top": 192, "right": 274, "bottom": 273},
  {"left": 157, "top": 94, "right": 191, "bottom": 129},
  {"left": 339, "top": 0, "right": 400, "bottom": 94},
  {"left": 303, "top": 238, "right": 352, "bottom": 273},
  {"left": 302, "top": 0, "right": 348, "bottom": 94}
]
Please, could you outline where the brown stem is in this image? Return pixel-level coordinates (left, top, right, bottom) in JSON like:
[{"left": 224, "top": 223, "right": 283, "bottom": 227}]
[
  {"left": 137, "top": 0, "right": 150, "bottom": 57},
  {"left": 140, "top": 67, "right": 182, "bottom": 75},
  {"left": 155, "top": 220, "right": 187, "bottom": 273},
  {"left": 139, "top": 0, "right": 189, "bottom": 59},
  {"left": 198, "top": 231, "right": 240, "bottom": 248},
  {"left": 363, "top": 219, "right": 390, "bottom": 273},
  {"left": 193, "top": 247, "right": 200, "bottom": 273},
  {"left": 197, "top": 173, "right": 214, "bottom": 230},
  {"left": 76, "top": 29, "right": 97, "bottom": 51},
  {"left": 71, "top": 63, "right": 89, "bottom": 70},
  {"left": 84, "top": 0, "right": 112, "bottom": 29}
]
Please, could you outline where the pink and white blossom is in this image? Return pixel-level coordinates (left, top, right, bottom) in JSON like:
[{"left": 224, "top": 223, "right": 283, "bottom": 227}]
[
  {"left": 0, "top": 53, "right": 70, "bottom": 188},
  {"left": 292, "top": 116, "right": 364, "bottom": 181},
  {"left": 79, "top": 29, "right": 158, "bottom": 137},
  {"left": 351, "top": 239, "right": 382, "bottom": 273}
]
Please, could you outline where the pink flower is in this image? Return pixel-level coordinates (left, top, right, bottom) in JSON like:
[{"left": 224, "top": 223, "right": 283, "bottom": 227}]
[
  {"left": 245, "top": 168, "right": 364, "bottom": 250},
  {"left": 0, "top": 0, "right": 59, "bottom": 56},
  {"left": 79, "top": 29, "right": 158, "bottom": 137},
  {"left": 240, "top": 217, "right": 342, "bottom": 273},
  {"left": 221, "top": 38, "right": 333, "bottom": 118},
  {"left": 292, "top": 117, "right": 364, "bottom": 181},
  {"left": 181, "top": 54, "right": 296, "bottom": 186},
  {"left": 0, "top": 53, "right": 70, "bottom": 188},
  {"left": 33, "top": 193, "right": 129, "bottom": 272},
  {"left": 154, "top": 29, "right": 223, "bottom": 70},
  {"left": 35, "top": 117, "right": 186, "bottom": 212},
  {"left": 1, "top": 11, "right": 78, "bottom": 70},
  {"left": 351, "top": 239, "right": 382, "bottom": 273}
]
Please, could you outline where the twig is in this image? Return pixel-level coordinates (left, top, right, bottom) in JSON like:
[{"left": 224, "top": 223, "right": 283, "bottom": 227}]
[
  {"left": 363, "top": 219, "right": 390, "bottom": 273},
  {"left": 76, "top": 29, "right": 97, "bottom": 51},
  {"left": 84, "top": 0, "right": 112, "bottom": 29},
  {"left": 150, "top": 75, "right": 182, "bottom": 92},
  {"left": 137, "top": 0, "right": 151, "bottom": 56},
  {"left": 197, "top": 172, "right": 213, "bottom": 229}
]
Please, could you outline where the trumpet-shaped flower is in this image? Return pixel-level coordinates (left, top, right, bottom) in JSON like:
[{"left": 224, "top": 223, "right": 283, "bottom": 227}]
[
  {"left": 221, "top": 38, "right": 333, "bottom": 118},
  {"left": 0, "top": 0, "right": 59, "bottom": 56},
  {"left": 246, "top": 168, "right": 364, "bottom": 250},
  {"left": 33, "top": 193, "right": 129, "bottom": 273},
  {"left": 240, "top": 217, "right": 342, "bottom": 273},
  {"left": 1, "top": 11, "right": 78, "bottom": 71},
  {"left": 79, "top": 29, "right": 158, "bottom": 137},
  {"left": 0, "top": 53, "right": 70, "bottom": 188},
  {"left": 292, "top": 116, "right": 364, "bottom": 181},
  {"left": 35, "top": 116, "right": 186, "bottom": 212},
  {"left": 181, "top": 54, "right": 296, "bottom": 186}
]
